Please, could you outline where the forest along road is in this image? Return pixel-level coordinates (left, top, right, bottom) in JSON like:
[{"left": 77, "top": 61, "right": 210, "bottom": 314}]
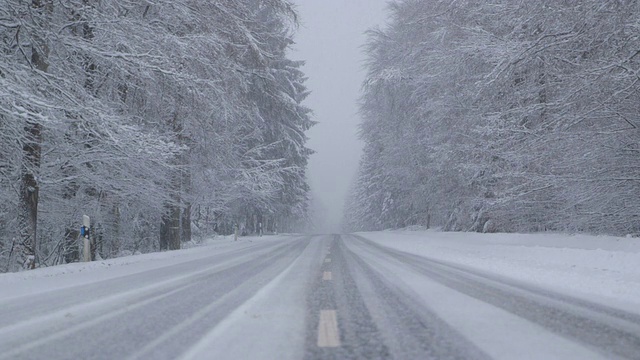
[{"left": 1, "top": 235, "right": 639, "bottom": 360}]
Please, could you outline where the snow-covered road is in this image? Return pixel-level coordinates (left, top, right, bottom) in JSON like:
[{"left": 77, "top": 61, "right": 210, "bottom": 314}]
[{"left": 1, "top": 232, "right": 639, "bottom": 359}]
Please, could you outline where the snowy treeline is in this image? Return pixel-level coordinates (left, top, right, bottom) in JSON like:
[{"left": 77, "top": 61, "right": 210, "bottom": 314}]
[
  {"left": 0, "top": 0, "right": 314, "bottom": 271},
  {"left": 345, "top": 0, "right": 640, "bottom": 235}
]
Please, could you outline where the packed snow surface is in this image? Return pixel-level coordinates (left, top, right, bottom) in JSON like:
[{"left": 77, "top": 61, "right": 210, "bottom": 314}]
[
  {"left": 1, "top": 231, "right": 638, "bottom": 360},
  {"left": 358, "top": 229, "right": 640, "bottom": 312}
]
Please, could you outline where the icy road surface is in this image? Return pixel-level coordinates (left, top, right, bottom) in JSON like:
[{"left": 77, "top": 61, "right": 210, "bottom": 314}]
[{"left": 1, "top": 233, "right": 640, "bottom": 359}]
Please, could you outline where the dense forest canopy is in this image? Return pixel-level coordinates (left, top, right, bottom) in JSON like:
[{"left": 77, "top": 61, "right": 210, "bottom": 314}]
[
  {"left": 0, "top": 0, "right": 314, "bottom": 271},
  {"left": 345, "top": 0, "right": 640, "bottom": 235}
]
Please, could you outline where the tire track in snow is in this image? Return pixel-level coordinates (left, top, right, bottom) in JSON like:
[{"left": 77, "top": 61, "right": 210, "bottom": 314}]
[
  {"left": 351, "top": 234, "right": 640, "bottom": 360},
  {"left": 0, "top": 238, "right": 310, "bottom": 360},
  {"left": 304, "top": 235, "right": 390, "bottom": 360},
  {"left": 340, "top": 236, "right": 490, "bottom": 360},
  {"left": 0, "top": 239, "right": 283, "bottom": 328}
]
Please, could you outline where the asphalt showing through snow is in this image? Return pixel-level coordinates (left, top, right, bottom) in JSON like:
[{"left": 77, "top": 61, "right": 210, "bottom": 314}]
[{"left": 1, "top": 234, "right": 639, "bottom": 359}]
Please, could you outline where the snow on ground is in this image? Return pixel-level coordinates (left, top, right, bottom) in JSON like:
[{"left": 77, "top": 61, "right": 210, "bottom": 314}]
[
  {"left": 358, "top": 229, "right": 640, "bottom": 312},
  {"left": 0, "top": 235, "right": 274, "bottom": 301},
  {"left": 4, "top": 229, "right": 639, "bottom": 313},
  {"left": 179, "top": 238, "right": 323, "bottom": 360}
]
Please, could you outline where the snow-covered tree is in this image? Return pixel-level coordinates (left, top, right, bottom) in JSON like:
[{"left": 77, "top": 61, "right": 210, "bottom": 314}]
[
  {"left": 0, "top": 0, "right": 313, "bottom": 272},
  {"left": 347, "top": 0, "right": 640, "bottom": 235}
]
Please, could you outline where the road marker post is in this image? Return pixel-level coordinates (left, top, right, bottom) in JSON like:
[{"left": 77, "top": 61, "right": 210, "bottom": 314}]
[
  {"left": 81, "top": 215, "right": 91, "bottom": 262},
  {"left": 234, "top": 223, "right": 238, "bottom": 241}
]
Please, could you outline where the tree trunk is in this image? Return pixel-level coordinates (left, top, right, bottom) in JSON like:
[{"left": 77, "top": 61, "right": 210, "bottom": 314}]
[
  {"left": 160, "top": 106, "right": 184, "bottom": 250},
  {"left": 180, "top": 158, "right": 192, "bottom": 243},
  {"left": 160, "top": 174, "right": 181, "bottom": 250},
  {"left": 181, "top": 203, "right": 192, "bottom": 243},
  {"left": 159, "top": 218, "right": 168, "bottom": 250},
  {"left": 19, "top": 128, "right": 41, "bottom": 269},
  {"left": 19, "top": 0, "right": 52, "bottom": 269},
  {"left": 160, "top": 204, "right": 180, "bottom": 250},
  {"left": 111, "top": 205, "right": 121, "bottom": 256}
]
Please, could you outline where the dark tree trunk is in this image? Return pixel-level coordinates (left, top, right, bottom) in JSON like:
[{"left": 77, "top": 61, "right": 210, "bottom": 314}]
[
  {"left": 19, "top": 0, "right": 51, "bottom": 268},
  {"left": 160, "top": 172, "right": 181, "bottom": 250},
  {"left": 180, "top": 159, "right": 192, "bottom": 243},
  {"left": 111, "top": 205, "right": 121, "bottom": 257},
  {"left": 80, "top": 0, "right": 97, "bottom": 96},
  {"left": 159, "top": 219, "right": 168, "bottom": 250},
  {"left": 160, "top": 204, "right": 180, "bottom": 250},
  {"left": 160, "top": 106, "right": 185, "bottom": 250},
  {"left": 19, "top": 149, "right": 40, "bottom": 269},
  {"left": 181, "top": 203, "right": 192, "bottom": 243}
]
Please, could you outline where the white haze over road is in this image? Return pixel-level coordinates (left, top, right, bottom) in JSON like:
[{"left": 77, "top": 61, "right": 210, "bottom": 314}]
[{"left": 291, "top": 0, "right": 389, "bottom": 231}]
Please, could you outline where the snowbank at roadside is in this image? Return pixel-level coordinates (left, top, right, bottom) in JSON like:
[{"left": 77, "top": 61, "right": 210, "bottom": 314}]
[
  {"left": 0, "top": 234, "right": 274, "bottom": 301},
  {"left": 358, "top": 230, "right": 640, "bottom": 311}
]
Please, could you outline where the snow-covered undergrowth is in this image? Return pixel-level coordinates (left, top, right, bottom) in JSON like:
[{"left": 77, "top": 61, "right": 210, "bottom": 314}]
[{"left": 359, "top": 230, "right": 640, "bottom": 312}]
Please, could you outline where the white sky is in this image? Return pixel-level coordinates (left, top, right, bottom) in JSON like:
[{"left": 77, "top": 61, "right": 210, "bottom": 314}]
[{"left": 290, "top": 0, "right": 389, "bottom": 232}]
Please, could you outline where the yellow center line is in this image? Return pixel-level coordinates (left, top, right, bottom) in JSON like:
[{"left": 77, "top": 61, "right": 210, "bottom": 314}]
[{"left": 317, "top": 310, "right": 340, "bottom": 347}]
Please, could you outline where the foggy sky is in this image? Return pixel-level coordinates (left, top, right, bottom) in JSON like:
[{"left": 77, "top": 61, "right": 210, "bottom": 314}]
[{"left": 291, "top": 0, "right": 389, "bottom": 232}]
